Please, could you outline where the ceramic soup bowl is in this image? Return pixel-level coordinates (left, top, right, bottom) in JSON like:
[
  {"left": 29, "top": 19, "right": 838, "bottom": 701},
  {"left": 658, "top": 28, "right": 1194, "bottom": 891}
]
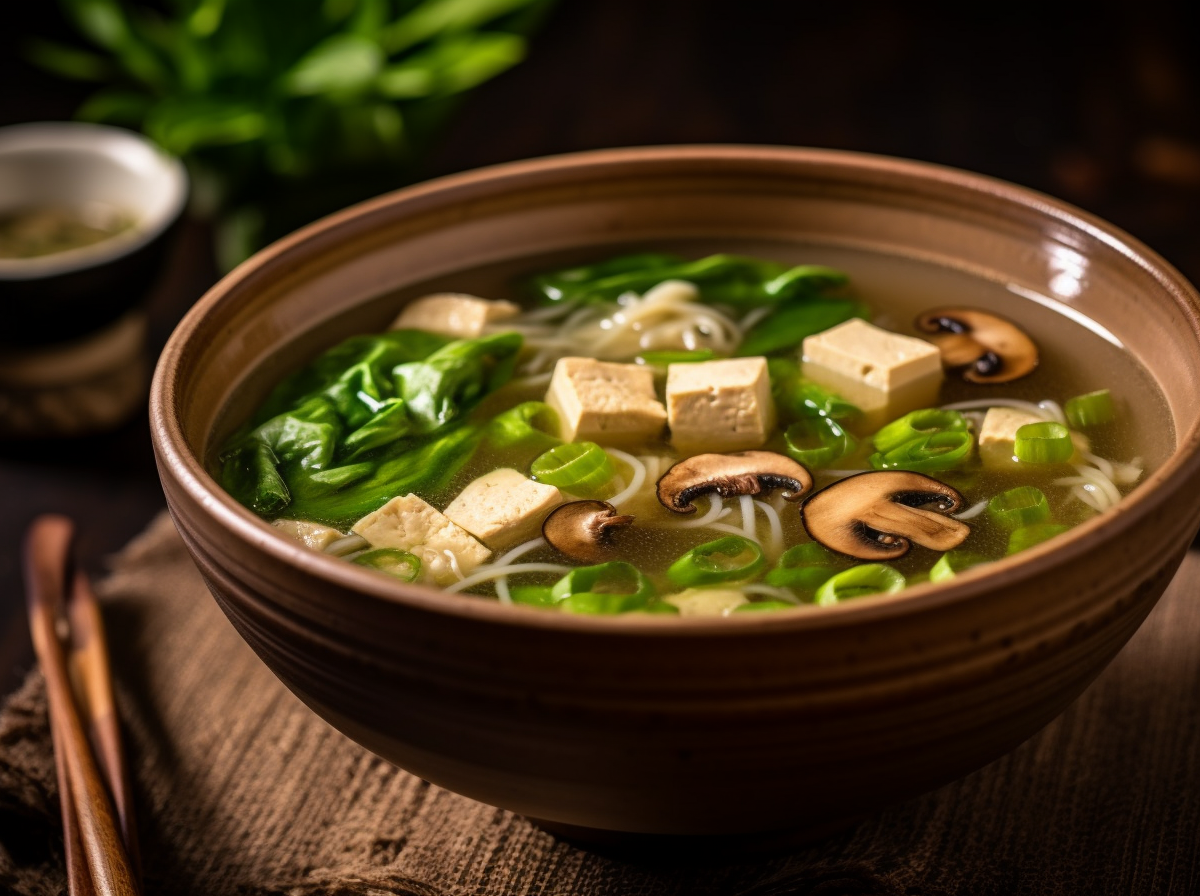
[{"left": 150, "top": 146, "right": 1200, "bottom": 841}]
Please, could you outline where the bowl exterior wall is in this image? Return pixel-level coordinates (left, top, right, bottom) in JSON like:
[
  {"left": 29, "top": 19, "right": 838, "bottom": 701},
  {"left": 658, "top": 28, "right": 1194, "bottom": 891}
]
[{"left": 152, "top": 147, "right": 1200, "bottom": 835}]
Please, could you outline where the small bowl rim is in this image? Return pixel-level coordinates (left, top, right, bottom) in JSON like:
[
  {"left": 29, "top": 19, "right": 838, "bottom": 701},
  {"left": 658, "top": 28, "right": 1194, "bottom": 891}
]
[
  {"left": 151, "top": 143, "right": 1200, "bottom": 635},
  {"left": 0, "top": 121, "right": 188, "bottom": 280}
]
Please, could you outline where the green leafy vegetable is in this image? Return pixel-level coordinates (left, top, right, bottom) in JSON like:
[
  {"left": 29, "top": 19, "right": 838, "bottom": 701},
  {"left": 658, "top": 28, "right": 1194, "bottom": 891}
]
[
  {"left": 737, "top": 297, "right": 867, "bottom": 357},
  {"left": 36, "top": 0, "right": 557, "bottom": 266}
]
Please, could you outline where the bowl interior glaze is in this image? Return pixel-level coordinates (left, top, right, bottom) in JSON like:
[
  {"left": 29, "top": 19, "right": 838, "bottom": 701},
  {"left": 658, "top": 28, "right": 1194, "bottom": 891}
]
[{"left": 152, "top": 146, "right": 1200, "bottom": 838}]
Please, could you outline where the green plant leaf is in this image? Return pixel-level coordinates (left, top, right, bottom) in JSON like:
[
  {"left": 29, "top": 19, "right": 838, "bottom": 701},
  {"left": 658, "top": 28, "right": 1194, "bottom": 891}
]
[
  {"left": 283, "top": 33, "right": 385, "bottom": 96},
  {"left": 144, "top": 98, "right": 268, "bottom": 155},
  {"left": 188, "top": 0, "right": 227, "bottom": 38},
  {"left": 75, "top": 89, "right": 154, "bottom": 125},
  {"left": 63, "top": 0, "right": 132, "bottom": 51},
  {"left": 382, "top": 0, "right": 542, "bottom": 53},
  {"left": 422, "top": 33, "right": 526, "bottom": 95},
  {"left": 25, "top": 38, "right": 113, "bottom": 81}
]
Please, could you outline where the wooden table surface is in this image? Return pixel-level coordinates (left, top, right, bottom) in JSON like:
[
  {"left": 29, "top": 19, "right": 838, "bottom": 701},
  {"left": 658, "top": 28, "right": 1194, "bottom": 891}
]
[{"left": 2, "top": 1, "right": 1199, "bottom": 703}]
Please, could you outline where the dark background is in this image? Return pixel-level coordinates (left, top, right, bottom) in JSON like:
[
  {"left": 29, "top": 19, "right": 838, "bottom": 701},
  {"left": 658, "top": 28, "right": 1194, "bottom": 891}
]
[{"left": 3, "top": 2, "right": 1200, "bottom": 680}]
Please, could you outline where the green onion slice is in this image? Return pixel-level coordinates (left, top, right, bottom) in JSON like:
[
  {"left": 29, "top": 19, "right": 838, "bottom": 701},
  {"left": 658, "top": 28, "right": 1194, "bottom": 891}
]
[
  {"left": 731, "top": 600, "right": 796, "bottom": 613},
  {"left": 667, "top": 536, "right": 766, "bottom": 587},
  {"left": 1013, "top": 422, "right": 1074, "bottom": 464},
  {"left": 509, "top": 585, "right": 557, "bottom": 607},
  {"left": 764, "top": 543, "right": 840, "bottom": 590},
  {"left": 872, "top": 408, "right": 969, "bottom": 454},
  {"left": 350, "top": 548, "right": 421, "bottom": 582},
  {"left": 869, "top": 430, "right": 973, "bottom": 472},
  {"left": 815, "top": 564, "right": 906, "bottom": 606},
  {"left": 636, "top": 349, "right": 716, "bottom": 366},
  {"left": 552, "top": 561, "right": 656, "bottom": 614},
  {"left": 784, "top": 416, "right": 857, "bottom": 469},
  {"left": 530, "top": 441, "right": 614, "bottom": 497},
  {"left": 988, "top": 486, "right": 1050, "bottom": 530},
  {"left": 1006, "top": 522, "right": 1071, "bottom": 555},
  {"left": 1065, "top": 390, "right": 1115, "bottom": 428},
  {"left": 929, "top": 550, "right": 988, "bottom": 583}
]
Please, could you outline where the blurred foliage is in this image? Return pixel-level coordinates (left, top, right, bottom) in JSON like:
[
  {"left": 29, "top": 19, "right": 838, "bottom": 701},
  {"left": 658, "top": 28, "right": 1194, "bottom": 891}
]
[{"left": 31, "top": 0, "right": 556, "bottom": 268}]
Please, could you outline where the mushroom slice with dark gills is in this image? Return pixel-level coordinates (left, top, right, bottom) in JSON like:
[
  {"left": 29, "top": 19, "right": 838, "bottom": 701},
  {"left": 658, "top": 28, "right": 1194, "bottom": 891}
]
[
  {"left": 542, "top": 500, "right": 635, "bottom": 563},
  {"left": 657, "top": 450, "right": 813, "bottom": 514},
  {"left": 800, "top": 470, "right": 970, "bottom": 561},
  {"left": 914, "top": 308, "right": 1038, "bottom": 384}
]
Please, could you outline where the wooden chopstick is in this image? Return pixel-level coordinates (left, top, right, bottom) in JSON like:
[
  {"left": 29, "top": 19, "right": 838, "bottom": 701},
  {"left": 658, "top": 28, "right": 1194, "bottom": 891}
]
[
  {"left": 24, "top": 515, "right": 141, "bottom": 896},
  {"left": 68, "top": 569, "right": 142, "bottom": 884}
]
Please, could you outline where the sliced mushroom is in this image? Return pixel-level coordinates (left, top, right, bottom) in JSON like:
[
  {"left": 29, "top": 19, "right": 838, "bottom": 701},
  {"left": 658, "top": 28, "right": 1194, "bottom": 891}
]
[
  {"left": 542, "top": 500, "right": 635, "bottom": 563},
  {"left": 914, "top": 308, "right": 1038, "bottom": 383},
  {"left": 800, "top": 470, "right": 970, "bottom": 560},
  {"left": 657, "top": 450, "right": 814, "bottom": 514}
]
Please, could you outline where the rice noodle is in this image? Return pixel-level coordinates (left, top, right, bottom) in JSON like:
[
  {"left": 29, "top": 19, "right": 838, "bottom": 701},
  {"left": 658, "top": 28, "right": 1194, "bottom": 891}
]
[
  {"left": 754, "top": 499, "right": 784, "bottom": 558},
  {"left": 494, "top": 577, "right": 513, "bottom": 605},
  {"left": 940, "top": 398, "right": 1056, "bottom": 419},
  {"left": 954, "top": 499, "right": 989, "bottom": 520},
  {"left": 738, "top": 305, "right": 775, "bottom": 331},
  {"left": 443, "top": 549, "right": 465, "bottom": 581},
  {"left": 605, "top": 448, "right": 648, "bottom": 508},
  {"left": 739, "top": 495, "right": 756, "bottom": 539},
  {"left": 444, "top": 562, "right": 573, "bottom": 594},
  {"left": 492, "top": 536, "right": 548, "bottom": 568},
  {"left": 653, "top": 497, "right": 731, "bottom": 529},
  {"left": 1037, "top": 400, "right": 1067, "bottom": 425},
  {"left": 708, "top": 522, "right": 754, "bottom": 538}
]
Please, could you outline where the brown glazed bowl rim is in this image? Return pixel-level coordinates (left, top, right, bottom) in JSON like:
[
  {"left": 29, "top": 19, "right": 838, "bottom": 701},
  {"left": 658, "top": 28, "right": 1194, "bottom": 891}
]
[{"left": 151, "top": 144, "right": 1200, "bottom": 635}]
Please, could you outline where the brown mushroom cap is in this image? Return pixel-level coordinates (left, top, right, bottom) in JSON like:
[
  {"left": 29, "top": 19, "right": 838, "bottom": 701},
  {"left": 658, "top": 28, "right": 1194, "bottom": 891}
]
[
  {"left": 542, "top": 500, "right": 635, "bottom": 563},
  {"left": 657, "top": 450, "right": 814, "bottom": 514},
  {"left": 800, "top": 470, "right": 970, "bottom": 560},
  {"left": 915, "top": 307, "right": 1039, "bottom": 383}
]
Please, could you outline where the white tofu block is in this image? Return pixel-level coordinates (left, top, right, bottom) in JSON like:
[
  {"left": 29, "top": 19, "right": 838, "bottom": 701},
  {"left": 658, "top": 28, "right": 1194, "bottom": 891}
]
[
  {"left": 352, "top": 493, "right": 491, "bottom": 586},
  {"left": 802, "top": 319, "right": 944, "bottom": 428},
  {"left": 665, "top": 588, "right": 749, "bottom": 617},
  {"left": 273, "top": 519, "right": 343, "bottom": 552},
  {"left": 666, "top": 357, "right": 776, "bottom": 452},
  {"left": 978, "top": 406, "right": 1045, "bottom": 468},
  {"left": 443, "top": 468, "right": 563, "bottom": 549},
  {"left": 390, "top": 293, "right": 520, "bottom": 339},
  {"left": 803, "top": 318, "right": 943, "bottom": 392},
  {"left": 544, "top": 357, "right": 667, "bottom": 445}
]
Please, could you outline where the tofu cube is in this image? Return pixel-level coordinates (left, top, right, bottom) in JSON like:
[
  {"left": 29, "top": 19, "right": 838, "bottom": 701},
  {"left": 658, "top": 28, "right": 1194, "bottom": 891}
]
[
  {"left": 273, "top": 519, "right": 344, "bottom": 552},
  {"left": 544, "top": 357, "right": 667, "bottom": 445},
  {"left": 443, "top": 468, "right": 562, "bottom": 549},
  {"left": 390, "top": 293, "right": 520, "bottom": 339},
  {"left": 666, "top": 357, "right": 775, "bottom": 452},
  {"left": 802, "top": 319, "right": 944, "bottom": 427},
  {"left": 803, "top": 318, "right": 943, "bottom": 391},
  {"left": 352, "top": 494, "right": 491, "bottom": 586}
]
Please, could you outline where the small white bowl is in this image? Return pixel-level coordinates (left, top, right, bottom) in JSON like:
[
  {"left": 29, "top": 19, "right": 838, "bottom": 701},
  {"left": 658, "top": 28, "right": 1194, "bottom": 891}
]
[{"left": 0, "top": 122, "right": 188, "bottom": 346}]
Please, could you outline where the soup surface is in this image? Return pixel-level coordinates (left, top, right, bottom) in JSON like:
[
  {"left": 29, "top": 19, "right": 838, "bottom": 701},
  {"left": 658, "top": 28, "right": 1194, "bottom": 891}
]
[
  {"left": 0, "top": 205, "right": 134, "bottom": 259},
  {"left": 215, "top": 245, "right": 1169, "bottom": 615}
]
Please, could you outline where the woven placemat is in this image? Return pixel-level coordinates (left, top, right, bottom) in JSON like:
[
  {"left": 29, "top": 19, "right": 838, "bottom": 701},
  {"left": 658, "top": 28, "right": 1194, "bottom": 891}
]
[{"left": 1, "top": 512, "right": 1197, "bottom": 895}]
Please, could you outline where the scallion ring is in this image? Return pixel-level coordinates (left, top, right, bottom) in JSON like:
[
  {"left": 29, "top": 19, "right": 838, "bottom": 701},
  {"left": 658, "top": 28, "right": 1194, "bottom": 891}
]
[
  {"left": 764, "top": 542, "right": 839, "bottom": 590},
  {"left": 815, "top": 564, "right": 906, "bottom": 606},
  {"left": 872, "top": 408, "right": 969, "bottom": 454},
  {"left": 530, "top": 441, "right": 615, "bottom": 497},
  {"left": 1013, "top": 422, "right": 1074, "bottom": 464},
  {"left": 868, "top": 430, "right": 974, "bottom": 472},
  {"left": 350, "top": 548, "right": 421, "bottom": 582},
  {"left": 667, "top": 536, "right": 766, "bottom": 587},
  {"left": 1006, "top": 522, "right": 1071, "bottom": 555},
  {"left": 1065, "top": 389, "right": 1115, "bottom": 428},
  {"left": 987, "top": 486, "right": 1050, "bottom": 530},
  {"left": 929, "top": 550, "right": 988, "bottom": 582},
  {"left": 784, "top": 416, "right": 857, "bottom": 469},
  {"left": 551, "top": 561, "right": 656, "bottom": 614}
]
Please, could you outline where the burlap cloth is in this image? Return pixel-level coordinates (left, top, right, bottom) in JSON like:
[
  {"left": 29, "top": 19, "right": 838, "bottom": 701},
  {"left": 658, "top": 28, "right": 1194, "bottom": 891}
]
[{"left": 1, "top": 513, "right": 1197, "bottom": 895}]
